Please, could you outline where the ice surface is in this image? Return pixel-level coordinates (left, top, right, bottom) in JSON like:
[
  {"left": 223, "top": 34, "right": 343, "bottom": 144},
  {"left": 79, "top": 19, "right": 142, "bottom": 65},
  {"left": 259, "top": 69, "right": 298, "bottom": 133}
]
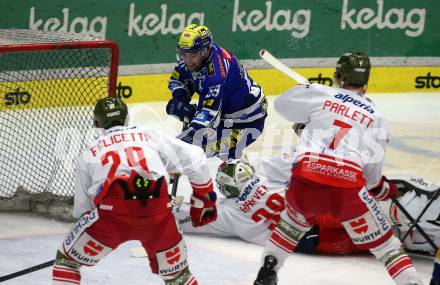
[{"left": 1, "top": 92, "right": 439, "bottom": 284}]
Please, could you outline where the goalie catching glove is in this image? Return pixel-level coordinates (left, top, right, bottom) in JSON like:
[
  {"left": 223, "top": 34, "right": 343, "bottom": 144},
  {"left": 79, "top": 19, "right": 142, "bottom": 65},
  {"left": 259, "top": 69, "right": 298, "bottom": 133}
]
[
  {"left": 368, "top": 176, "right": 397, "bottom": 201},
  {"left": 190, "top": 191, "right": 217, "bottom": 227}
]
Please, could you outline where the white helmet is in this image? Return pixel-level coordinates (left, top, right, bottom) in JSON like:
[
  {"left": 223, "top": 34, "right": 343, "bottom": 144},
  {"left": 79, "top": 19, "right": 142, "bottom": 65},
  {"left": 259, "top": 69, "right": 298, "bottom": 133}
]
[{"left": 215, "top": 159, "right": 255, "bottom": 198}]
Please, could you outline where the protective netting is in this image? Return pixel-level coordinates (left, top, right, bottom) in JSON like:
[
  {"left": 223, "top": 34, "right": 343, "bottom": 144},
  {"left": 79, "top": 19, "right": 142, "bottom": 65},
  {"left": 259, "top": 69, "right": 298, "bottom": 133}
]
[{"left": 0, "top": 30, "right": 118, "bottom": 204}]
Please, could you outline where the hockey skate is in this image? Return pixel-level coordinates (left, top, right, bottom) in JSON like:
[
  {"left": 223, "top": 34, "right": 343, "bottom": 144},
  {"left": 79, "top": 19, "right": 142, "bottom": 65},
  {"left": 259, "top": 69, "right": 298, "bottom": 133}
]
[{"left": 254, "top": 255, "right": 278, "bottom": 285}]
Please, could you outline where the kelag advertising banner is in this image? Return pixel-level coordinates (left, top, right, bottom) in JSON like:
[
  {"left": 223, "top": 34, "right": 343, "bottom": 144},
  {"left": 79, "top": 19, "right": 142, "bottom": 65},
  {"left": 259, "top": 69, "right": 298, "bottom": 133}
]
[
  {"left": 1, "top": 0, "right": 439, "bottom": 66},
  {"left": 1, "top": 0, "right": 439, "bottom": 98}
]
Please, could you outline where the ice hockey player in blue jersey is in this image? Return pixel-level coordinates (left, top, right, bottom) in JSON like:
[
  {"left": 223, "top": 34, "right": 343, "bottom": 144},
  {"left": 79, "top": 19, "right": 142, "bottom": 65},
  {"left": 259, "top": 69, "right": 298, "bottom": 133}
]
[{"left": 165, "top": 24, "right": 267, "bottom": 161}]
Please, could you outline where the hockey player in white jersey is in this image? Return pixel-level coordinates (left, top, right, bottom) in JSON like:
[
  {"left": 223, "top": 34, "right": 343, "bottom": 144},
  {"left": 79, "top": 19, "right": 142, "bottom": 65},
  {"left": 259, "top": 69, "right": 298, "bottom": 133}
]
[
  {"left": 253, "top": 52, "right": 424, "bottom": 285},
  {"left": 174, "top": 158, "right": 288, "bottom": 246},
  {"left": 52, "top": 96, "right": 217, "bottom": 285}
]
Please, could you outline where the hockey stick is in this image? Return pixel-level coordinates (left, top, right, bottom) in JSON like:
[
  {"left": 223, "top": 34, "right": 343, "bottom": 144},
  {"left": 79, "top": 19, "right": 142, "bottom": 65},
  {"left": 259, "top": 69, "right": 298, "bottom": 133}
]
[
  {"left": 259, "top": 49, "right": 309, "bottom": 85},
  {"left": 391, "top": 197, "right": 438, "bottom": 251},
  {"left": 167, "top": 121, "right": 187, "bottom": 207},
  {"left": 0, "top": 260, "right": 54, "bottom": 282},
  {"left": 400, "top": 186, "right": 440, "bottom": 242}
]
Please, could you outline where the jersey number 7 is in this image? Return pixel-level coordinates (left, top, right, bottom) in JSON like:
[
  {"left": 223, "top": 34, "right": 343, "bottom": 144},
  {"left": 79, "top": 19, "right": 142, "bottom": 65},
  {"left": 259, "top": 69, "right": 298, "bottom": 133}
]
[{"left": 329, "top": 119, "right": 352, "bottom": 150}]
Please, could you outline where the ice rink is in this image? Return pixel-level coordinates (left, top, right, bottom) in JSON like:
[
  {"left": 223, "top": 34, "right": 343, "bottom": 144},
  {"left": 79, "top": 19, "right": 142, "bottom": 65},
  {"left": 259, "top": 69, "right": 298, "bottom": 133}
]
[{"left": 1, "top": 92, "right": 439, "bottom": 284}]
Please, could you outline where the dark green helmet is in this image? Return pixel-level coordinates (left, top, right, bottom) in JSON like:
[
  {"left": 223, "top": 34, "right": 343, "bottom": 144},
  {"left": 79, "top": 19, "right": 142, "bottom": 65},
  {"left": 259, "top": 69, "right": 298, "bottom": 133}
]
[
  {"left": 335, "top": 52, "right": 371, "bottom": 86},
  {"left": 93, "top": 96, "right": 128, "bottom": 129}
]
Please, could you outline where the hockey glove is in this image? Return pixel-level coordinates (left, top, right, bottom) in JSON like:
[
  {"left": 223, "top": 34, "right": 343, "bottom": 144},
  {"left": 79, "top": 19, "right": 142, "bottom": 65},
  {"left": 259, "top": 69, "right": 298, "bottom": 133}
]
[
  {"left": 189, "top": 191, "right": 217, "bottom": 227},
  {"left": 166, "top": 97, "right": 197, "bottom": 124},
  {"left": 368, "top": 176, "right": 397, "bottom": 201}
]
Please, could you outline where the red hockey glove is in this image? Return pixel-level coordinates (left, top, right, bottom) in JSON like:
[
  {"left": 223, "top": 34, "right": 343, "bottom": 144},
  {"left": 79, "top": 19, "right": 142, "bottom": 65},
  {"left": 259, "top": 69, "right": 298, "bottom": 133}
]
[
  {"left": 368, "top": 176, "right": 397, "bottom": 201},
  {"left": 190, "top": 191, "right": 217, "bottom": 227}
]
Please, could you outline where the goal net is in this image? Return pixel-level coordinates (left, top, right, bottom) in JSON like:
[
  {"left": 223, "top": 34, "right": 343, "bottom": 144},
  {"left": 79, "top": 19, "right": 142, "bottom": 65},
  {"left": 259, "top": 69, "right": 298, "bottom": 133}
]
[{"left": 0, "top": 29, "right": 119, "bottom": 220}]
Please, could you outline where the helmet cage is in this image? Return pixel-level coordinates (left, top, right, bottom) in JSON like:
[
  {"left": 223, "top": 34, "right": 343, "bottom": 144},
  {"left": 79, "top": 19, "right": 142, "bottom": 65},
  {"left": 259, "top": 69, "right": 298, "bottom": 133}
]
[{"left": 215, "top": 160, "right": 255, "bottom": 199}]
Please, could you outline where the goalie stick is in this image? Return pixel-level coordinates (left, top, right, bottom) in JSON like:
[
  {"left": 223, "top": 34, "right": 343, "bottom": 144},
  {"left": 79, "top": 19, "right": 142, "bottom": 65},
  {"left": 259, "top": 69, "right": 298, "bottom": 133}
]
[
  {"left": 259, "top": 49, "right": 309, "bottom": 85},
  {"left": 131, "top": 124, "right": 187, "bottom": 258}
]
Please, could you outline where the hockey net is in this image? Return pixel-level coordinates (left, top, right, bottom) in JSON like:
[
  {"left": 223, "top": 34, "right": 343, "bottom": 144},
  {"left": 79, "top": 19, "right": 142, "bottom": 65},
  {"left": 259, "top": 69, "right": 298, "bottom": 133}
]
[{"left": 0, "top": 29, "right": 119, "bottom": 220}]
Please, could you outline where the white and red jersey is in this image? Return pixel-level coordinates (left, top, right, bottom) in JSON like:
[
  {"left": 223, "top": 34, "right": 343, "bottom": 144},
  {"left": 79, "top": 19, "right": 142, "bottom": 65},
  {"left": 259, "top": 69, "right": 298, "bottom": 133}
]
[
  {"left": 74, "top": 125, "right": 212, "bottom": 218},
  {"left": 274, "top": 83, "right": 389, "bottom": 189}
]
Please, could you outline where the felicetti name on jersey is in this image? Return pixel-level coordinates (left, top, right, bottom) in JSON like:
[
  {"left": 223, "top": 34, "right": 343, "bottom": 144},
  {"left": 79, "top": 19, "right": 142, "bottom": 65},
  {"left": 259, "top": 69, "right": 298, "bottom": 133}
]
[{"left": 323, "top": 93, "right": 375, "bottom": 128}]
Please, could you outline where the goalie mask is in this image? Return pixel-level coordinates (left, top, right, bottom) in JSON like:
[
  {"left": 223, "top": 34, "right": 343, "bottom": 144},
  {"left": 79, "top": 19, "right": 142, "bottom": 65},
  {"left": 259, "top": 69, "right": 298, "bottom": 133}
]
[
  {"left": 93, "top": 96, "right": 128, "bottom": 129},
  {"left": 334, "top": 52, "right": 371, "bottom": 87},
  {"left": 215, "top": 160, "right": 255, "bottom": 198}
]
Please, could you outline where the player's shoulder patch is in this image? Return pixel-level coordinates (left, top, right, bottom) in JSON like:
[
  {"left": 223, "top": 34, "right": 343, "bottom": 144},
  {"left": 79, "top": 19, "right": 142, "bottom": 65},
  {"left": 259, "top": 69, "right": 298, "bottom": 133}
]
[
  {"left": 171, "top": 69, "right": 180, "bottom": 80},
  {"left": 207, "top": 61, "right": 216, "bottom": 77},
  {"left": 220, "top": 47, "right": 232, "bottom": 61}
]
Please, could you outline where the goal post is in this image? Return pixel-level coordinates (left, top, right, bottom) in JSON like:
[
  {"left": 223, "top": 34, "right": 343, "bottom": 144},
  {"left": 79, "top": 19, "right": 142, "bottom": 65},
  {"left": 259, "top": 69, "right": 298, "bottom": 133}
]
[{"left": 0, "top": 29, "right": 119, "bottom": 220}]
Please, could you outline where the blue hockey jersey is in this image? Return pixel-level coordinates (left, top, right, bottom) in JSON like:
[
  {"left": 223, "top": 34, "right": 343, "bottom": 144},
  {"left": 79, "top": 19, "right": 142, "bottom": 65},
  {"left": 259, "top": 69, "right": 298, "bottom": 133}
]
[{"left": 168, "top": 44, "right": 267, "bottom": 132}]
